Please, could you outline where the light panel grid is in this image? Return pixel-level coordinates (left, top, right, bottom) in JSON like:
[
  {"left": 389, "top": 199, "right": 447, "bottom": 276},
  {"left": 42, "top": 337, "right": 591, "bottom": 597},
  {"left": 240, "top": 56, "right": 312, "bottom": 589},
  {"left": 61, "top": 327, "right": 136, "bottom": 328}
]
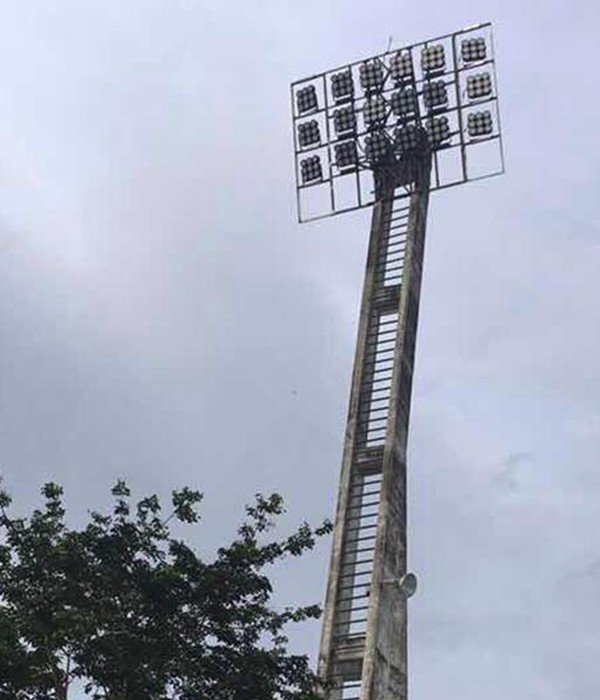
[{"left": 291, "top": 22, "right": 504, "bottom": 222}]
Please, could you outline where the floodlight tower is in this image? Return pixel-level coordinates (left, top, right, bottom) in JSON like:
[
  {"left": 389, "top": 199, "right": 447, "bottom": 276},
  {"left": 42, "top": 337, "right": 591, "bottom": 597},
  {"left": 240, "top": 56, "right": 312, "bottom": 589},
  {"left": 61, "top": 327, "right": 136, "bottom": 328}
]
[{"left": 291, "top": 23, "right": 504, "bottom": 700}]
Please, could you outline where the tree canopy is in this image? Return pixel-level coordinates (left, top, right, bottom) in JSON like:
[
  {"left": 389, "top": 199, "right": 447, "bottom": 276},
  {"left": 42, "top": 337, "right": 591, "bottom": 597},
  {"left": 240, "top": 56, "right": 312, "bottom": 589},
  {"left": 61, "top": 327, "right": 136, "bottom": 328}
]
[{"left": 0, "top": 480, "right": 331, "bottom": 700}]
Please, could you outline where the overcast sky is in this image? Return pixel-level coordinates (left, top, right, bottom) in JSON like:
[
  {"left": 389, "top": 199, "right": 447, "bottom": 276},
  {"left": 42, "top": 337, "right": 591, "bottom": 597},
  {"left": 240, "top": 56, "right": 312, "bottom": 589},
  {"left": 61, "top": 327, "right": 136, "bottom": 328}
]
[{"left": 1, "top": 2, "right": 599, "bottom": 699}]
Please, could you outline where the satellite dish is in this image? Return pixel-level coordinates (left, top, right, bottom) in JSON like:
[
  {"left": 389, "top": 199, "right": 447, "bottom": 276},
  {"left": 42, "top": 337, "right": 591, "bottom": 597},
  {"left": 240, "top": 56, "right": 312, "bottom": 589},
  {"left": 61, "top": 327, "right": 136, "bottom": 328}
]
[
  {"left": 398, "top": 572, "right": 418, "bottom": 598},
  {"left": 381, "top": 572, "right": 419, "bottom": 597}
]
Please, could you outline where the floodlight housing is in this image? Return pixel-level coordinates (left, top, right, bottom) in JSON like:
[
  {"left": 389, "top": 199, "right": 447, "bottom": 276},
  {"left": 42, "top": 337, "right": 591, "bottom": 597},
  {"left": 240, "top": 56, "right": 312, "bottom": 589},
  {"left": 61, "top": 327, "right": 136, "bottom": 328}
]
[
  {"left": 467, "top": 110, "right": 493, "bottom": 137},
  {"left": 421, "top": 44, "right": 445, "bottom": 74},
  {"left": 423, "top": 80, "right": 449, "bottom": 110},
  {"left": 297, "top": 120, "right": 321, "bottom": 148},
  {"left": 390, "top": 51, "right": 414, "bottom": 83},
  {"left": 331, "top": 70, "right": 354, "bottom": 103},
  {"left": 335, "top": 140, "right": 358, "bottom": 169},
  {"left": 391, "top": 88, "right": 418, "bottom": 118},
  {"left": 467, "top": 73, "right": 492, "bottom": 100},
  {"left": 365, "top": 131, "right": 391, "bottom": 162},
  {"left": 426, "top": 116, "right": 451, "bottom": 146},
  {"left": 360, "top": 59, "right": 385, "bottom": 92},
  {"left": 300, "top": 155, "right": 323, "bottom": 183},
  {"left": 394, "top": 124, "right": 420, "bottom": 153},
  {"left": 364, "top": 96, "right": 388, "bottom": 129},
  {"left": 333, "top": 106, "right": 357, "bottom": 135},
  {"left": 296, "top": 85, "right": 318, "bottom": 114},
  {"left": 462, "top": 37, "right": 486, "bottom": 63}
]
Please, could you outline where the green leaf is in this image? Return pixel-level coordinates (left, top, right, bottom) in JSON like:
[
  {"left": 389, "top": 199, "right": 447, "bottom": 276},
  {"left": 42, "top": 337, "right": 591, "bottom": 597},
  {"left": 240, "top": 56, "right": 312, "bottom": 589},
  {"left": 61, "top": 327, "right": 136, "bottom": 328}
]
[{"left": 0, "top": 480, "right": 327, "bottom": 700}]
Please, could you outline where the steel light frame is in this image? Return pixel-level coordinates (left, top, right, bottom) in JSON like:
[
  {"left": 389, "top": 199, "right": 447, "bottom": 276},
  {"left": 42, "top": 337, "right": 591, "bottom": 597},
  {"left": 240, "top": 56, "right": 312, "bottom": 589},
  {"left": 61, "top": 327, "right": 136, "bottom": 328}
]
[{"left": 291, "top": 22, "right": 504, "bottom": 222}]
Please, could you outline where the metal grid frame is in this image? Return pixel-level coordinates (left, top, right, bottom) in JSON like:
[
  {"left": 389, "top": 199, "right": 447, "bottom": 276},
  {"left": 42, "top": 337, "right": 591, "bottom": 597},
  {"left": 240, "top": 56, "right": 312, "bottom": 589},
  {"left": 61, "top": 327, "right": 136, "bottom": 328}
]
[{"left": 291, "top": 22, "right": 504, "bottom": 222}]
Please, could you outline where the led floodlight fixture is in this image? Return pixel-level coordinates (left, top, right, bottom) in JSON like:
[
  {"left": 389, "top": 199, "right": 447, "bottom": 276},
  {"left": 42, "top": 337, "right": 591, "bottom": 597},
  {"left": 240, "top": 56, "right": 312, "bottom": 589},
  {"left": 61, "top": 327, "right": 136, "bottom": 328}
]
[
  {"left": 421, "top": 44, "right": 445, "bottom": 73},
  {"left": 331, "top": 70, "right": 354, "bottom": 102},
  {"left": 467, "top": 110, "right": 493, "bottom": 137},
  {"left": 296, "top": 85, "right": 318, "bottom": 114},
  {"left": 467, "top": 73, "right": 492, "bottom": 100},
  {"left": 334, "top": 106, "right": 357, "bottom": 135},
  {"left": 394, "top": 124, "right": 420, "bottom": 153},
  {"left": 426, "top": 116, "right": 451, "bottom": 146},
  {"left": 300, "top": 155, "right": 322, "bottom": 183},
  {"left": 391, "top": 88, "right": 418, "bottom": 118},
  {"left": 297, "top": 120, "right": 321, "bottom": 148},
  {"left": 423, "top": 81, "right": 449, "bottom": 110},
  {"left": 335, "top": 140, "right": 358, "bottom": 169},
  {"left": 291, "top": 21, "right": 504, "bottom": 222},
  {"left": 461, "top": 37, "right": 487, "bottom": 62},
  {"left": 390, "top": 51, "right": 414, "bottom": 83},
  {"left": 365, "top": 131, "right": 391, "bottom": 162},
  {"left": 363, "top": 96, "right": 388, "bottom": 129},
  {"left": 360, "top": 59, "right": 385, "bottom": 92}
]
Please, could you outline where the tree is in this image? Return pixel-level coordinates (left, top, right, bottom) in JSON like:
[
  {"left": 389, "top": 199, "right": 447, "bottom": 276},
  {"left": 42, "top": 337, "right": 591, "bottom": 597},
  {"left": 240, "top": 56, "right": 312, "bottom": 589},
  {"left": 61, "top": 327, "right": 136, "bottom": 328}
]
[{"left": 0, "top": 480, "right": 332, "bottom": 700}]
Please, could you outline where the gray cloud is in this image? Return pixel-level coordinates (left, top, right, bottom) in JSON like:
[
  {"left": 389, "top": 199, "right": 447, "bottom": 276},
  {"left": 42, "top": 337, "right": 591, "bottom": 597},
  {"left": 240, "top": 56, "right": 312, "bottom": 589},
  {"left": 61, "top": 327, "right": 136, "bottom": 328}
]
[{"left": 1, "top": 2, "right": 599, "bottom": 699}]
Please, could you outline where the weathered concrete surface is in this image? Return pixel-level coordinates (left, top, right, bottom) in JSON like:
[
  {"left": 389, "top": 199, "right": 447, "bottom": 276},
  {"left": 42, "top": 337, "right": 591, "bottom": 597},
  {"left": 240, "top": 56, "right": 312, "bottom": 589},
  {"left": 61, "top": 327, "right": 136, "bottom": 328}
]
[{"left": 318, "top": 158, "right": 431, "bottom": 700}]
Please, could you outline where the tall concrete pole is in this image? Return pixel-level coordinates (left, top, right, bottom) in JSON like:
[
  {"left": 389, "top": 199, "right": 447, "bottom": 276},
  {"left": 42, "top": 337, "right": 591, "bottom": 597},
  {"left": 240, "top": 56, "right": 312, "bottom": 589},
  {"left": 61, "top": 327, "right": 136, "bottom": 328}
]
[{"left": 318, "top": 154, "right": 431, "bottom": 700}]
